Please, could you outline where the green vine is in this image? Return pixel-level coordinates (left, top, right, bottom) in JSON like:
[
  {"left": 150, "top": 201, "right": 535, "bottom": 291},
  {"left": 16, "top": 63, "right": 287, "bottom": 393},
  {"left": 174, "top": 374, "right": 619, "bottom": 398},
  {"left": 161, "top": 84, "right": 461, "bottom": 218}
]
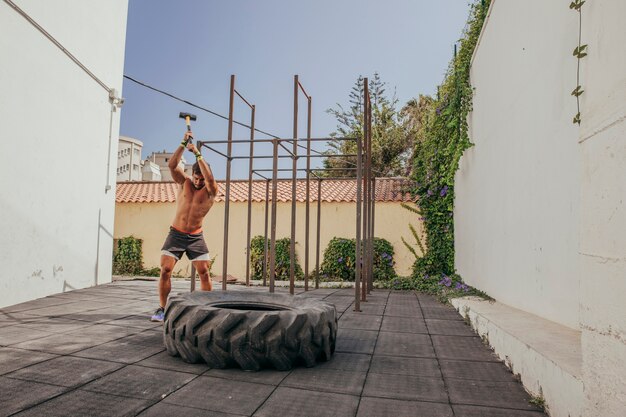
[
  {"left": 570, "top": 0, "right": 586, "bottom": 124},
  {"left": 250, "top": 236, "right": 303, "bottom": 281},
  {"left": 409, "top": 0, "right": 490, "bottom": 283},
  {"left": 113, "top": 236, "right": 144, "bottom": 275}
]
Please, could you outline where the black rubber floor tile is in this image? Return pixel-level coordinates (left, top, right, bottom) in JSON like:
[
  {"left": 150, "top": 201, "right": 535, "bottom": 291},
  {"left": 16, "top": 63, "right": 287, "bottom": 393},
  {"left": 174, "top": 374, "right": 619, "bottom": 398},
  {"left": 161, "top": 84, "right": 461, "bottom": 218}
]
[
  {"left": 253, "top": 386, "right": 359, "bottom": 417},
  {"left": 164, "top": 375, "right": 274, "bottom": 415},
  {"left": 0, "top": 298, "right": 75, "bottom": 314},
  {"left": 375, "top": 332, "right": 435, "bottom": 358},
  {"left": 355, "top": 303, "right": 385, "bottom": 315},
  {"left": 431, "top": 336, "right": 501, "bottom": 362},
  {"left": 82, "top": 364, "right": 196, "bottom": 400},
  {"left": 13, "top": 389, "right": 151, "bottom": 417},
  {"left": 426, "top": 319, "right": 476, "bottom": 336},
  {"left": 205, "top": 368, "right": 288, "bottom": 385},
  {"left": 315, "top": 352, "right": 371, "bottom": 372},
  {"left": 0, "top": 347, "right": 57, "bottom": 375},
  {"left": 421, "top": 307, "right": 463, "bottom": 320},
  {"left": 0, "top": 325, "right": 55, "bottom": 346},
  {"left": 135, "top": 351, "right": 210, "bottom": 375},
  {"left": 138, "top": 402, "right": 246, "bottom": 417},
  {"left": 440, "top": 359, "right": 517, "bottom": 382},
  {"left": 73, "top": 339, "right": 165, "bottom": 364},
  {"left": 6, "top": 356, "right": 122, "bottom": 387},
  {"left": 66, "top": 323, "right": 141, "bottom": 339},
  {"left": 384, "top": 305, "right": 423, "bottom": 318},
  {"left": 282, "top": 367, "right": 366, "bottom": 395},
  {"left": 447, "top": 379, "right": 543, "bottom": 411},
  {"left": 0, "top": 376, "right": 68, "bottom": 416},
  {"left": 335, "top": 329, "right": 378, "bottom": 354},
  {"left": 104, "top": 315, "right": 163, "bottom": 330},
  {"left": 369, "top": 355, "right": 441, "bottom": 378},
  {"left": 11, "top": 332, "right": 113, "bottom": 354},
  {"left": 24, "top": 301, "right": 110, "bottom": 317},
  {"left": 339, "top": 313, "right": 382, "bottom": 331},
  {"left": 17, "top": 317, "right": 92, "bottom": 334},
  {"left": 120, "top": 329, "right": 164, "bottom": 346},
  {"left": 453, "top": 404, "right": 547, "bottom": 416},
  {"left": 357, "top": 396, "right": 454, "bottom": 417},
  {"left": 381, "top": 316, "right": 428, "bottom": 333},
  {"left": 362, "top": 373, "right": 448, "bottom": 402}
]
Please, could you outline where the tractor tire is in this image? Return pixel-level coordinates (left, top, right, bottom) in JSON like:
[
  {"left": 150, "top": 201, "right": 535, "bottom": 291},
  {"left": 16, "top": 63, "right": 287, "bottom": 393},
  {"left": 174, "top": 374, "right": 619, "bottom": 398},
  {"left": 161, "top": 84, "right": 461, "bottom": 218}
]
[{"left": 162, "top": 291, "right": 337, "bottom": 371}]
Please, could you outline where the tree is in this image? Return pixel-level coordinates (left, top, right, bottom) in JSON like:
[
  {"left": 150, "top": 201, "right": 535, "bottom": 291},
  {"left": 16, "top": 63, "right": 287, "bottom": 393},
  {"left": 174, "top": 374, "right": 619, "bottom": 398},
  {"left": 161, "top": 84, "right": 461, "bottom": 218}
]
[{"left": 324, "top": 73, "right": 412, "bottom": 177}]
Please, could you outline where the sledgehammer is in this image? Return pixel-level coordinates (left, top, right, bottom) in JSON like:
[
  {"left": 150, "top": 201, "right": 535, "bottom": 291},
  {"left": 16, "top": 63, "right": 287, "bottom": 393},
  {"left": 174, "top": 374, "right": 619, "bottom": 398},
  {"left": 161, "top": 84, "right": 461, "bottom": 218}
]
[{"left": 179, "top": 112, "right": 197, "bottom": 145}]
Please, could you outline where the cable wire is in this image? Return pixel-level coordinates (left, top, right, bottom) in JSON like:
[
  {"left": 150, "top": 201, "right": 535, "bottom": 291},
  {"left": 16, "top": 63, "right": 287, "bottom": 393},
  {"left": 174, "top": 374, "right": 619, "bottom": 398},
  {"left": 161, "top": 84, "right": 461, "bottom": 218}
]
[{"left": 123, "top": 75, "right": 281, "bottom": 139}]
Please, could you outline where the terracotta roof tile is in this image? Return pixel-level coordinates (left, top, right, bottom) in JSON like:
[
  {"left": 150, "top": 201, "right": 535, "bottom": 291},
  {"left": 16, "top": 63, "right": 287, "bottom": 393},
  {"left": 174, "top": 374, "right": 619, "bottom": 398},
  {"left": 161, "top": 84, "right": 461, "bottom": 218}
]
[{"left": 116, "top": 178, "right": 414, "bottom": 203}]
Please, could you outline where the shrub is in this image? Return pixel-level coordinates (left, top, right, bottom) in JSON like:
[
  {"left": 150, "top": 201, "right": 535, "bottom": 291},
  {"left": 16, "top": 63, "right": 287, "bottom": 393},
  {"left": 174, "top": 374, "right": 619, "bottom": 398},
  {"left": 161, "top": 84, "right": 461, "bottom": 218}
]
[
  {"left": 113, "top": 236, "right": 143, "bottom": 275},
  {"left": 320, "top": 237, "right": 397, "bottom": 282},
  {"left": 250, "top": 236, "right": 303, "bottom": 281}
]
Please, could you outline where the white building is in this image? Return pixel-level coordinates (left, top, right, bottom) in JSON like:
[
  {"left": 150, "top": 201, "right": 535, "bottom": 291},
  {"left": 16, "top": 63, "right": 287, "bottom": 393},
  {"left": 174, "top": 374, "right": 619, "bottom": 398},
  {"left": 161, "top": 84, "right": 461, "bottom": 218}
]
[
  {"left": 453, "top": 1, "right": 626, "bottom": 416},
  {"left": 141, "top": 160, "right": 162, "bottom": 181},
  {"left": 0, "top": 1, "right": 128, "bottom": 307},
  {"left": 117, "top": 136, "right": 143, "bottom": 181},
  {"left": 145, "top": 150, "right": 192, "bottom": 181}
]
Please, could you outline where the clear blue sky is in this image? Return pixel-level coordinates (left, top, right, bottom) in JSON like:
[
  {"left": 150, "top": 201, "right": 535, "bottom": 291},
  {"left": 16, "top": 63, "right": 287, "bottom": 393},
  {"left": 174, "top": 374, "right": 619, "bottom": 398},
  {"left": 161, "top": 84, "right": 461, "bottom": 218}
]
[{"left": 120, "top": 0, "right": 471, "bottom": 180}]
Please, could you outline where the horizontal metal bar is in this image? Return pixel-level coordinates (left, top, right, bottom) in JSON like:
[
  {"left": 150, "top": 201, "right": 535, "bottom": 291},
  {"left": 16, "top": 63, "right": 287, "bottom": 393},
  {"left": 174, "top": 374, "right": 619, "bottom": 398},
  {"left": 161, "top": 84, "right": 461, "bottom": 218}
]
[
  {"left": 228, "top": 153, "right": 357, "bottom": 160},
  {"left": 203, "top": 145, "right": 230, "bottom": 160},
  {"left": 198, "top": 137, "right": 356, "bottom": 145}
]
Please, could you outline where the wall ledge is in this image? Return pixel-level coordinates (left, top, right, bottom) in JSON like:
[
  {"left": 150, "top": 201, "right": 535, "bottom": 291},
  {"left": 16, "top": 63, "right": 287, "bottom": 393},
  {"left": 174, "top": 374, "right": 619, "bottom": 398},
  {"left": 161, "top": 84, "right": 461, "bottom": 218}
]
[{"left": 451, "top": 296, "right": 583, "bottom": 417}]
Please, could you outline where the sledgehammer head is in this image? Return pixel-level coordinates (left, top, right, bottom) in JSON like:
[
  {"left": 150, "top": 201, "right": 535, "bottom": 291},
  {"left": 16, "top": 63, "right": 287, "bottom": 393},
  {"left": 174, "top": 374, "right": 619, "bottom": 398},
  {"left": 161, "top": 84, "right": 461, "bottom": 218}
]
[
  {"left": 179, "top": 112, "right": 197, "bottom": 122},
  {"left": 179, "top": 112, "right": 197, "bottom": 132}
]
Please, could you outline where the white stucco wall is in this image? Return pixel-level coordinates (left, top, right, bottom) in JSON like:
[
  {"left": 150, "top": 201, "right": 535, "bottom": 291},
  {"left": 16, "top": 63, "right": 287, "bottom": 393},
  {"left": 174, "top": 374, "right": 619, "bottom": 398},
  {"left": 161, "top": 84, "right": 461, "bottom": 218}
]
[
  {"left": 578, "top": 2, "right": 626, "bottom": 415},
  {"left": 0, "top": 1, "right": 128, "bottom": 307},
  {"left": 455, "top": 0, "right": 580, "bottom": 329}
]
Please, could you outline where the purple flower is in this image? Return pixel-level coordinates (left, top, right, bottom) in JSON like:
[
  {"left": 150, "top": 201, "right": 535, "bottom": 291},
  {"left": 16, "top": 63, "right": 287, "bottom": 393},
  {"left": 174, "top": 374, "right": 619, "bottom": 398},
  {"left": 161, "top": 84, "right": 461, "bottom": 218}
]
[
  {"left": 455, "top": 282, "right": 462, "bottom": 290},
  {"left": 419, "top": 217, "right": 426, "bottom": 221},
  {"left": 440, "top": 186, "right": 448, "bottom": 197},
  {"left": 427, "top": 189, "right": 433, "bottom": 197},
  {"left": 338, "top": 257, "right": 343, "bottom": 263},
  {"left": 424, "top": 274, "right": 429, "bottom": 280},
  {"left": 439, "top": 276, "right": 452, "bottom": 287}
]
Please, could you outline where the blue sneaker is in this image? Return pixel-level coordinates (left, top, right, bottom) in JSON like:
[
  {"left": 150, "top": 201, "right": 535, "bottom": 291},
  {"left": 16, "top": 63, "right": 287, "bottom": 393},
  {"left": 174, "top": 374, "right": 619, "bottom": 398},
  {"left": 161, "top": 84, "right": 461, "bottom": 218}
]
[{"left": 150, "top": 307, "right": 164, "bottom": 322}]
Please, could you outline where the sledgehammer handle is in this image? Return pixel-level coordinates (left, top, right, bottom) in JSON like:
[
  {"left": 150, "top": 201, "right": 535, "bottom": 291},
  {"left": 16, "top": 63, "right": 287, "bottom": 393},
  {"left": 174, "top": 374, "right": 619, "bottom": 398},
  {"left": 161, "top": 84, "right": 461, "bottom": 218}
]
[{"left": 184, "top": 116, "right": 192, "bottom": 144}]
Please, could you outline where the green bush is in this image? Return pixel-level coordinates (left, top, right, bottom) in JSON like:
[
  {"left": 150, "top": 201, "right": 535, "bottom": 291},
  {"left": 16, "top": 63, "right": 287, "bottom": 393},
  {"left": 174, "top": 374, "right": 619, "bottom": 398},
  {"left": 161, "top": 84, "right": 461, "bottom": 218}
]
[
  {"left": 113, "top": 236, "right": 143, "bottom": 275},
  {"left": 320, "top": 237, "right": 397, "bottom": 282},
  {"left": 250, "top": 236, "right": 303, "bottom": 281}
]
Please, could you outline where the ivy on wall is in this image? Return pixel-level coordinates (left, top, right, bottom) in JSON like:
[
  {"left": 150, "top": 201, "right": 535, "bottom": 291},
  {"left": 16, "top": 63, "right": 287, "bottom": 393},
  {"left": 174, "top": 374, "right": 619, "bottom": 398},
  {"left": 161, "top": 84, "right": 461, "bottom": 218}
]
[
  {"left": 570, "top": 0, "right": 586, "bottom": 124},
  {"left": 410, "top": 0, "right": 491, "bottom": 282}
]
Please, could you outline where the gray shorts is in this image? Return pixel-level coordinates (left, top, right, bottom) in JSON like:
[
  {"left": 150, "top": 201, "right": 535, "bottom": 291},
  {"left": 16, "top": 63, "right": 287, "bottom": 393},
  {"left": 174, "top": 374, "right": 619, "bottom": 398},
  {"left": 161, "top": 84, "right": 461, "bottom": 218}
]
[{"left": 161, "top": 227, "right": 210, "bottom": 261}]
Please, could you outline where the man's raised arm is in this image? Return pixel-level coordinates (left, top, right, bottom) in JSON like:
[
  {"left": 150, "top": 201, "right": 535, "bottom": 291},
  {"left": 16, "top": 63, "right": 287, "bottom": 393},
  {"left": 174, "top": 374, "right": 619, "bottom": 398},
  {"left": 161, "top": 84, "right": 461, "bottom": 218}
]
[
  {"left": 187, "top": 143, "right": 218, "bottom": 198},
  {"left": 169, "top": 132, "right": 192, "bottom": 184}
]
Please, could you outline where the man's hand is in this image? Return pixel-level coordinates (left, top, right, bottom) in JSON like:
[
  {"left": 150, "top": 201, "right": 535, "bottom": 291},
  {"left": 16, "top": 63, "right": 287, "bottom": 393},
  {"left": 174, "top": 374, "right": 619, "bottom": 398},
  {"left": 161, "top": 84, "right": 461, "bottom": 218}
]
[
  {"left": 182, "top": 131, "right": 194, "bottom": 146},
  {"left": 187, "top": 142, "right": 200, "bottom": 155}
]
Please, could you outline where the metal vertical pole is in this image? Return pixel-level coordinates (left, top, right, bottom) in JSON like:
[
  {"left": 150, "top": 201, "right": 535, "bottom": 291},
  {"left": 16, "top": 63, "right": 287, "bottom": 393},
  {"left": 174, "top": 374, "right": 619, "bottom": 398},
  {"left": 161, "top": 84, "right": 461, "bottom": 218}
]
[
  {"left": 245, "top": 105, "right": 256, "bottom": 287},
  {"left": 362, "top": 123, "right": 369, "bottom": 298},
  {"left": 369, "top": 176, "right": 376, "bottom": 288},
  {"left": 361, "top": 78, "right": 369, "bottom": 302},
  {"left": 221, "top": 75, "right": 235, "bottom": 291},
  {"left": 263, "top": 179, "right": 270, "bottom": 287},
  {"left": 367, "top": 95, "right": 374, "bottom": 294},
  {"left": 354, "top": 135, "right": 363, "bottom": 312},
  {"left": 289, "top": 75, "right": 298, "bottom": 295},
  {"left": 190, "top": 264, "right": 196, "bottom": 292},
  {"left": 315, "top": 179, "right": 322, "bottom": 290},
  {"left": 304, "top": 96, "right": 312, "bottom": 291},
  {"left": 269, "top": 138, "right": 279, "bottom": 293}
]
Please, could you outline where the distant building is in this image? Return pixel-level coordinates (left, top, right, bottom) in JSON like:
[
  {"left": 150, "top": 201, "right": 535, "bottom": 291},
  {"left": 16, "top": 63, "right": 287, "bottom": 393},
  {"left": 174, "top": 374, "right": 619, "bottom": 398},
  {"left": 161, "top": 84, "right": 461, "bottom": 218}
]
[
  {"left": 145, "top": 150, "right": 192, "bottom": 181},
  {"left": 117, "top": 136, "right": 143, "bottom": 181},
  {"left": 141, "top": 160, "right": 161, "bottom": 181}
]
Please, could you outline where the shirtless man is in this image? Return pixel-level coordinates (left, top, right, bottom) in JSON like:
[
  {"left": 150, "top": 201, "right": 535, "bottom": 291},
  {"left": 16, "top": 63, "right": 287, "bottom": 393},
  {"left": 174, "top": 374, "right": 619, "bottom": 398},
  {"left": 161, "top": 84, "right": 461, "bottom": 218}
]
[{"left": 151, "top": 131, "right": 218, "bottom": 322}]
